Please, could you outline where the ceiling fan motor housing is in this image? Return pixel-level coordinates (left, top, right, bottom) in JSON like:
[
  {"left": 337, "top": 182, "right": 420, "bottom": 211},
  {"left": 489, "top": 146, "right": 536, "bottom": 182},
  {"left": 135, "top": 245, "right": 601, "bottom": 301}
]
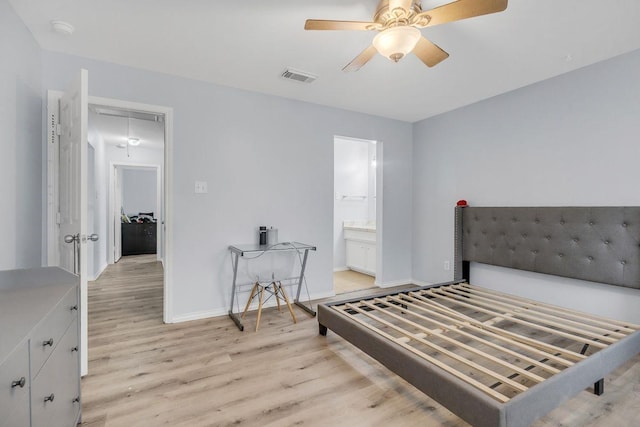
[{"left": 375, "top": 0, "right": 424, "bottom": 27}]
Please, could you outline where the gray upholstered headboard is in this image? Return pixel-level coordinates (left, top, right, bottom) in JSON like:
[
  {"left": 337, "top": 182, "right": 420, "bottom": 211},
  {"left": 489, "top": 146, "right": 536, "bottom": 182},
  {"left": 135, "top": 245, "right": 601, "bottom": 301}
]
[{"left": 454, "top": 206, "right": 640, "bottom": 290}]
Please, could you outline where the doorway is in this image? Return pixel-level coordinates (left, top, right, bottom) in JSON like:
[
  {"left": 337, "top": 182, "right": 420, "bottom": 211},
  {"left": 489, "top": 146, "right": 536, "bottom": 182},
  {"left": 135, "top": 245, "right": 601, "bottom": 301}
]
[
  {"left": 47, "top": 85, "right": 173, "bottom": 375},
  {"left": 87, "top": 102, "right": 167, "bottom": 378},
  {"left": 112, "top": 165, "right": 162, "bottom": 262},
  {"left": 333, "top": 136, "right": 379, "bottom": 295},
  {"left": 88, "top": 104, "right": 165, "bottom": 268}
]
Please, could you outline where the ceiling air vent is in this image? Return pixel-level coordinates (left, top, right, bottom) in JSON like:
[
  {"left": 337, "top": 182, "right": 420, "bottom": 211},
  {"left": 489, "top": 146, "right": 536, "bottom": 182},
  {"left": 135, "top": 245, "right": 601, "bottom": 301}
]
[{"left": 281, "top": 68, "right": 317, "bottom": 83}]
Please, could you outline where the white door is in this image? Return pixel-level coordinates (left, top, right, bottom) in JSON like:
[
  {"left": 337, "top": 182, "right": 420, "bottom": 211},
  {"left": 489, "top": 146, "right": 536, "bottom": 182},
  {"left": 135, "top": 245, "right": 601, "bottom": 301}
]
[
  {"left": 58, "top": 69, "right": 89, "bottom": 376},
  {"left": 114, "top": 166, "right": 123, "bottom": 262}
]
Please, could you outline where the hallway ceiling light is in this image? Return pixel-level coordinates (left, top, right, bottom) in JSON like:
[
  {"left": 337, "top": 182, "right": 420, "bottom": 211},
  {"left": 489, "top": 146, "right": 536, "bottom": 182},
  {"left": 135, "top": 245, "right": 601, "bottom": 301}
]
[{"left": 128, "top": 137, "right": 140, "bottom": 146}]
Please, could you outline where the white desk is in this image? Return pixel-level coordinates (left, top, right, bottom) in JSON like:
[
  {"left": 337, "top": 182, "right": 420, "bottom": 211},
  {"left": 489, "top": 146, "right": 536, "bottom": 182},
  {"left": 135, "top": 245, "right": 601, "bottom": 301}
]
[{"left": 228, "top": 242, "right": 316, "bottom": 331}]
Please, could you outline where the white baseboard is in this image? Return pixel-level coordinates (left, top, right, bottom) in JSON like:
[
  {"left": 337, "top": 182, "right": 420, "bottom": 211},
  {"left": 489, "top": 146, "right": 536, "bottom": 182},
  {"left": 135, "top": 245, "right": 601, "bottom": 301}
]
[
  {"left": 347, "top": 267, "right": 375, "bottom": 277},
  {"left": 169, "top": 289, "right": 337, "bottom": 324},
  {"left": 410, "top": 279, "right": 433, "bottom": 287},
  {"left": 308, "top": 290, "right": 337, "bottom": 300},
  {"left": 88, "top": 262, "right": 109, "bottom": 282},
  {"left": 376, "top": 278, "right": 415, "bottom": 288},
  {"left": 170, "top": 308, "right": 228, "bottom": 323},
  {"left": 333, "top": 266, "right": 349, "bottom": 272}
]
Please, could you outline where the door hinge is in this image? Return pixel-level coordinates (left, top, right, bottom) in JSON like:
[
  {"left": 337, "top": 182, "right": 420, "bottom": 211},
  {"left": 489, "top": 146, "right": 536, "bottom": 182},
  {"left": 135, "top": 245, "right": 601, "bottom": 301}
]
[{"left": 56, "top": 123, "right": 62, "bottom": 136}]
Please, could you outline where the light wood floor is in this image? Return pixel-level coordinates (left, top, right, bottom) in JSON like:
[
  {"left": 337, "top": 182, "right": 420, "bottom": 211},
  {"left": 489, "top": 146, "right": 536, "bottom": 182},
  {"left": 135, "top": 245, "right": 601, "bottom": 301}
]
[
  {"left": 82, "top": 256, "right": 640, "bottom": 426},
  {"left": 333, "top": 270, "right": 376, "bottom": 295}
]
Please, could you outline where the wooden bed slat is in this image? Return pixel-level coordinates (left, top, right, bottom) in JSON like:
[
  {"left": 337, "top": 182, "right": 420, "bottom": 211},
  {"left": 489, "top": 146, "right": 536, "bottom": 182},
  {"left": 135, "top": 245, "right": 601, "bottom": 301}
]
[
  {"left": 452, "top": 284, "right": 629, "bottom": 339},
  {"left": 407, "top": 291, "right": 584, "bottom": 363},
  {"left": 444, "top": 286, "right": 621, "bottom": 343},
  {"left": 457, "top": 284, "right": 637, "bottom": 336},
  {"left": 462, "top": 283, "right": 640, "bottom": 331},
  {"left": 371, "top": 297, "right": 547, "bottom": 383},
  {"left": 352, "top": 300, "right": 530, "bottom": 392},
  {"left": 395, "top": 293, "right": 570, "bottom": 369},
  {"left": 425, "top": 287, "right": 610, "bottom": 349},
  {"left": 385, "top": 294, "right": 561, "bottom": 375},
  {"left": 334, "top": 303, "right": 512, "bottom": 402}
]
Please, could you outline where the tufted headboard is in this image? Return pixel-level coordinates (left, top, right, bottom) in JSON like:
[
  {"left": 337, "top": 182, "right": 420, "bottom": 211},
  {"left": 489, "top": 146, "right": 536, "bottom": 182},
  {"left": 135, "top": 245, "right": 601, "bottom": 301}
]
[{"left": 453, "top": 206, "right": 640, "bottom": 290}]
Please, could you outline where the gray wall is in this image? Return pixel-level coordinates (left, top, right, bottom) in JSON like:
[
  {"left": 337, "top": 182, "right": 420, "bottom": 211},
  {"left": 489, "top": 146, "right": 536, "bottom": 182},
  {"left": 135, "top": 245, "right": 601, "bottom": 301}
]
[
  {"left": 122, "top": 169, "right": 157, "bottom": 217},
  {"left": 42, "top": 51, "right": 414, "bottom": 320},
  {"left": 412, "top": 48, "right": 640, "bottom": 322},
  {"left": 0, "top": 0, "right": 43, "bottom": 269}
]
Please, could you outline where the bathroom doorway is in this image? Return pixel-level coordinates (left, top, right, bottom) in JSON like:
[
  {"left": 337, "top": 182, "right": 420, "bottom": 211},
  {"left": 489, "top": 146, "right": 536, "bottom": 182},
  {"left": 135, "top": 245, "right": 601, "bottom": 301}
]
[{"left": 333, "top": 136, "right": 378, "bottom": 294}]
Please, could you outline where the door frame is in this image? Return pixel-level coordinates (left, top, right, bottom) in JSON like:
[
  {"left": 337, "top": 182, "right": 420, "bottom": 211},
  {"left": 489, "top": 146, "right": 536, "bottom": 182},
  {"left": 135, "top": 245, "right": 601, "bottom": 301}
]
[
  {"left": 332, "top": 135, "right": 384, "bottom": 287},
  {"left": 109, "top": 163, "right": 163, "bottom": 263},
  {"left": 47, "top": 93, "right": 175, "bottom": 325}
]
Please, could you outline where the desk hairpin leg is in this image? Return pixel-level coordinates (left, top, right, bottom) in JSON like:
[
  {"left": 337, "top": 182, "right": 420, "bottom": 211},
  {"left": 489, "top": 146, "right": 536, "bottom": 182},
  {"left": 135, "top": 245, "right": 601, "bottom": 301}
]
[
  {"left": 228, "top": 251, "right": 244, "bottom": 331},
  {"left": 294, "top": 248, "right": 316, "bottom": 317}
]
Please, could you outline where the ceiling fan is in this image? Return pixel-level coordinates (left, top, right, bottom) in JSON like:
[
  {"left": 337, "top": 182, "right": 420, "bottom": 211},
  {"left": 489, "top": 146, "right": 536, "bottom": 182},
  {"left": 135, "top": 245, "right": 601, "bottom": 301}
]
[{"left": 304, "top": 0, "right": 508, "bottom": 71}]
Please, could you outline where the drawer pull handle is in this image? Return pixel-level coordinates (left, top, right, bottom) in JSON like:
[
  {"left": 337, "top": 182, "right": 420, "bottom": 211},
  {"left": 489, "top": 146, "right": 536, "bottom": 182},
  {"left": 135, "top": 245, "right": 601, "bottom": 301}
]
[
  {"left": 70, "top": 305, "right": 78, "bottom": 311},
  {"left": 73, "top": 397, "right": 80, "bottom": 404},
  {"left": 44, "top": 394, "right": 55, "bottom": 403},
  {"left": 71, "top": 346, "right": 79, "bottom": 352},
  {"left": 11, "top": 377, "right": 26, "bottom": 388},
  {"left": 43, "top": 338, "right": 54, "bottom": 347}
]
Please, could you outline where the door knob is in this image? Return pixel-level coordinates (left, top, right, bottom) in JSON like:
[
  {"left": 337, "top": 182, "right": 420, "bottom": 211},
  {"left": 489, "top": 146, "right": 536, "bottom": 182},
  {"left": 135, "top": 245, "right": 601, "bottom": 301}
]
[
  {"left": 64, "top": 234, "right": 78, "bottom": 244},
  {"left": 11, "top": 377, "right": 26, "bottom": 388},
  {"left": 88, "top": 233, "right": 99, "bottom": 242}
]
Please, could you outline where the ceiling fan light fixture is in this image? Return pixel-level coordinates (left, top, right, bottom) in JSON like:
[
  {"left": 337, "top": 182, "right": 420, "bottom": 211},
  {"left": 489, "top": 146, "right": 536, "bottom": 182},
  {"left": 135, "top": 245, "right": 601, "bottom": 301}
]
[
  {"left": 127, "top": 137, "right": 140, "bottom": 146},
  {"left": 372, "top": 26, "right": 421, "bottom": 62}
]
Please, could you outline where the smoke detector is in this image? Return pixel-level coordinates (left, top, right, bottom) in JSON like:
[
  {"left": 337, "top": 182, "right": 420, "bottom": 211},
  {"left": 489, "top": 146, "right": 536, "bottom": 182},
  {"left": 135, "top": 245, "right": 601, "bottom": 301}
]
[
  {"left": 51, "top": 20, "right": 75, "bottom": 35},
  {"left": 281, "top": 68, "right": 317, "bottom": 84}
]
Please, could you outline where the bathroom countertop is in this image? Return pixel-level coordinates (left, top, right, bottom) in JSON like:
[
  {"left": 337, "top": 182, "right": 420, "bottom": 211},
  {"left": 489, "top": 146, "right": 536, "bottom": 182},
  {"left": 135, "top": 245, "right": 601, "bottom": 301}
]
[{"left": 343, "top": 221, "right": 376, "bottom": 232}]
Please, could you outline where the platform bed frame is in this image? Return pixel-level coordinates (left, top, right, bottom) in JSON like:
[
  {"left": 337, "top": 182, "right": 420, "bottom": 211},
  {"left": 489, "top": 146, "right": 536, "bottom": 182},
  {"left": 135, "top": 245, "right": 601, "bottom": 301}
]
[{"left": 318, "top": 206, "right": 640, "bottom": 427}]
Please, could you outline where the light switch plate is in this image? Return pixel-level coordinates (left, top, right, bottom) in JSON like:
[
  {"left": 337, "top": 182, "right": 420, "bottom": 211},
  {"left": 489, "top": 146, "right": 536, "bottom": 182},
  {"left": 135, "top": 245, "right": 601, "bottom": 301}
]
[{"left": 195, "top": 181, "right": 208, "bottom": 194}]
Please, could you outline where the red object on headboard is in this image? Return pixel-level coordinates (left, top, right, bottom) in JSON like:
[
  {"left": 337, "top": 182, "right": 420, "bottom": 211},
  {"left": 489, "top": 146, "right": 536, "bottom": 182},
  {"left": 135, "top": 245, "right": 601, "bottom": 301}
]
[{"left": 456, "top": 200, "right": 468, "bottom": 207}]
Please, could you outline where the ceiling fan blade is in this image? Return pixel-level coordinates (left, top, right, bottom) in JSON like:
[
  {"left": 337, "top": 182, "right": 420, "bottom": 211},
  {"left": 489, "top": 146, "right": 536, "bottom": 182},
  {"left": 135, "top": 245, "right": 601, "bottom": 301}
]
[
  {"left": 389, "top": 0, "right": 413, "bottom": 13},
  {"left": 343, "top": 45, "right": 378, "bottom": 72},
  {"left": 305, "top": 19, "right": 378, "bottom": 31},
  {"left": 417, "top": 0, "right": 507, "bottom": 28},
  {"left": 413, "top": 37, "right": 449, "bottom": 67}
]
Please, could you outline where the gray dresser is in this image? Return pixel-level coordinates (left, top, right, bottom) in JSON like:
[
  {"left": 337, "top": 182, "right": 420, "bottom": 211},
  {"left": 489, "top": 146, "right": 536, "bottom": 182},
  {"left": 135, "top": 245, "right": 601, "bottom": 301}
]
[{"left": 0, "top": 267, "right": 81, "bottom": 427}]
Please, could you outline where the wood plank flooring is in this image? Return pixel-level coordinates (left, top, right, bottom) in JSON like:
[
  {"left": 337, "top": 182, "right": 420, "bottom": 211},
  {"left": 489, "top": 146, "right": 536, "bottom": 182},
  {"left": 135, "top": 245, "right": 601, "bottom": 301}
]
[
  {"left": 81, "top": 255, "right": 640, "bottom": 426},
  {"left": 333, "top": 270, "right": 376, "bottom": 295}
]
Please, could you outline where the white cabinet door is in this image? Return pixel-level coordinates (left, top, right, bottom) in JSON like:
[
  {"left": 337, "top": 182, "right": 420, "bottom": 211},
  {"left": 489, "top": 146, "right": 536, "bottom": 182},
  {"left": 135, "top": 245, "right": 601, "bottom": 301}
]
[
  {"left": 364, "top": 242, "right": 376, "bottom": 274},
  {"left": 346, "top": 241, "right": 376, "bottom": 276},
  {"left": 346, "top": 240, "right": 367, "bottom": 272}
]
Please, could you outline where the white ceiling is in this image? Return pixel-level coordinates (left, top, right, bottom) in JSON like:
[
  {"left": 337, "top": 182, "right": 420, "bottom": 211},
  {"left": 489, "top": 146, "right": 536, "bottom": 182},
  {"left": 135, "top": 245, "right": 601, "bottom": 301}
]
[{"left": 11, "top": 0, "right": 640, "bottom": 123}]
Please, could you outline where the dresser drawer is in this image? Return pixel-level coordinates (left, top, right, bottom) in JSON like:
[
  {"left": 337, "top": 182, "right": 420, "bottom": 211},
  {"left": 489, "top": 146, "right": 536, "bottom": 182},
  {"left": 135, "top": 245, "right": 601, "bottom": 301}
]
[
  {"left": 30, "top": 286, "right": 78, "bottom": 376},
  {"left": 0, "top": 342, "right": 30, "bottom": 427},
  {"left": 31, "top": 318, "right": 81, "bottom": 427}
]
